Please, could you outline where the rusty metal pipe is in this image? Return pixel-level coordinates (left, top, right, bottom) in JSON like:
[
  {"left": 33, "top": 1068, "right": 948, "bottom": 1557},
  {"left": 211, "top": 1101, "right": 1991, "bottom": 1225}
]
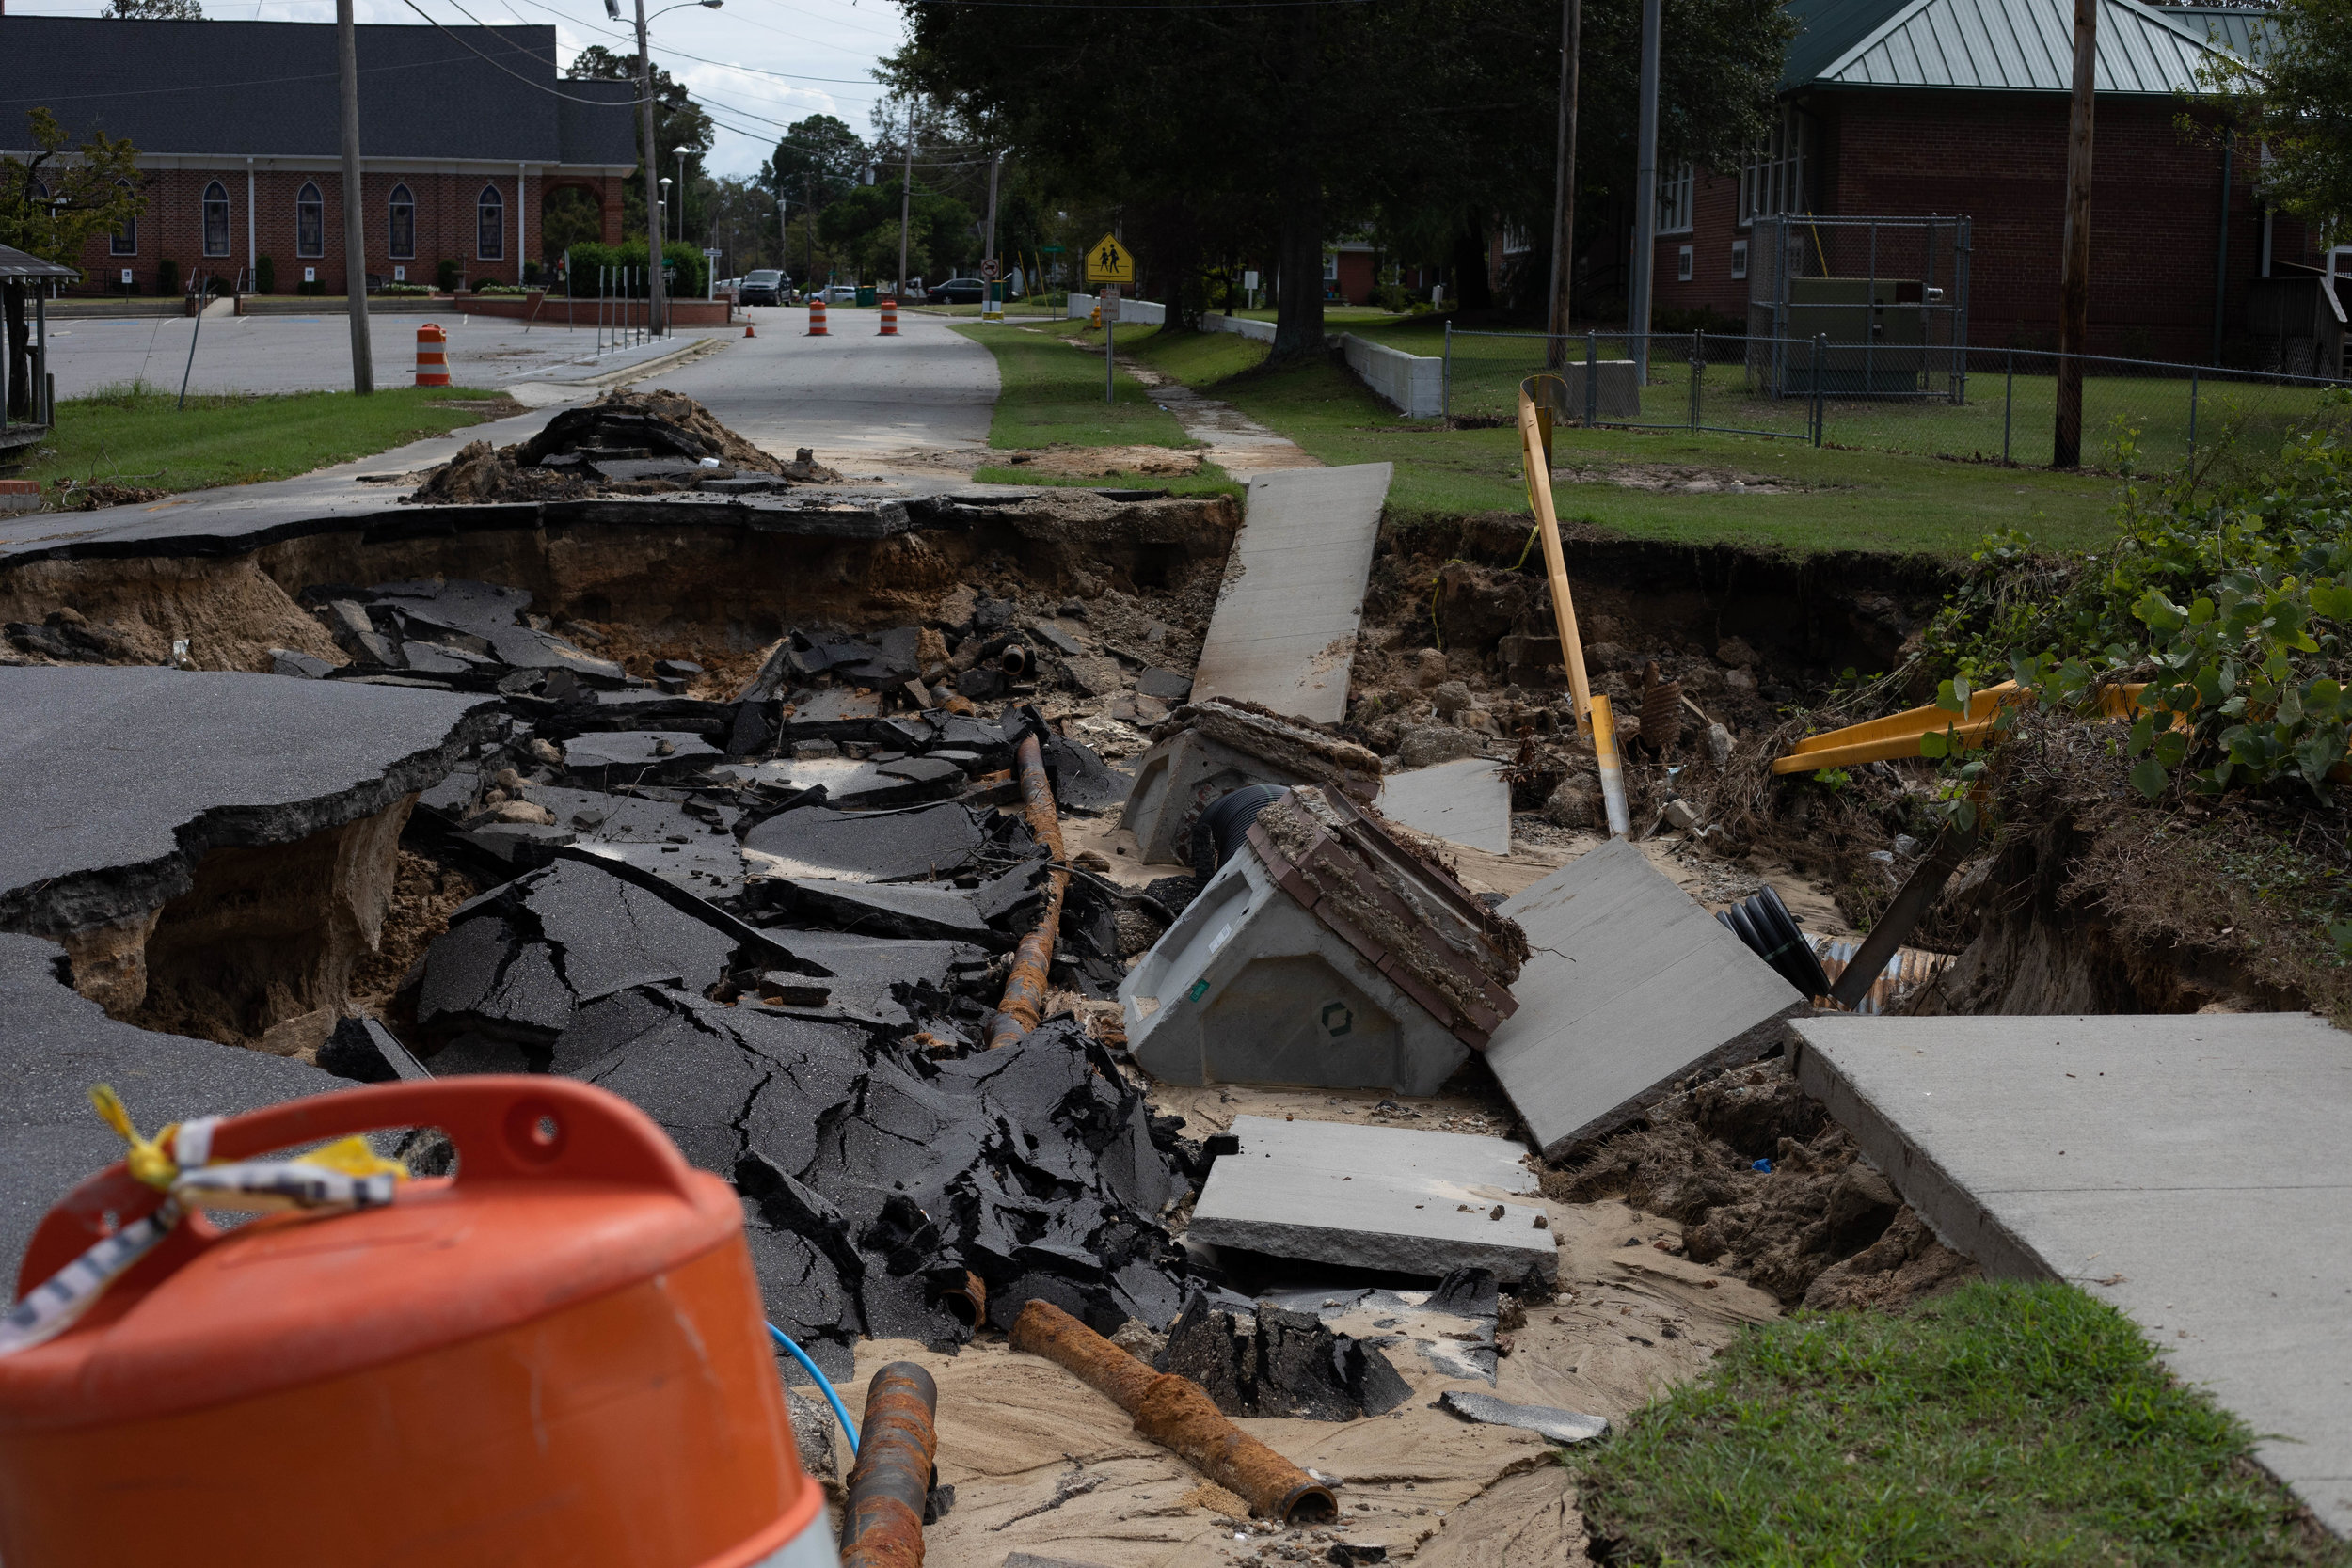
[
  {"left": 839, "top": 1361, "right": 940, "bottom": 1568},
  {"left": 1009, "top": 1300, "right": 1338, "bottom": 1525},
  {"left": 986, "top": 732, "right": 1069, "bottom": 1049},
  {"left": 935, "top": 1269, "right": 987, "bottom": 1329}
]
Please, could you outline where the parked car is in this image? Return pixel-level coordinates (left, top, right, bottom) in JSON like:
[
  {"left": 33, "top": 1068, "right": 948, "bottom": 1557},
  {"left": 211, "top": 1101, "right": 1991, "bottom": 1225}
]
[
  {"left": 739, "top": 269, "right": 786, "bottom": 306},
  {"left": 819, "top": 284, "right": 860, "bottom": 304},
  {"left": 925, "top": 277, "right": 986, "bottom": 305}
]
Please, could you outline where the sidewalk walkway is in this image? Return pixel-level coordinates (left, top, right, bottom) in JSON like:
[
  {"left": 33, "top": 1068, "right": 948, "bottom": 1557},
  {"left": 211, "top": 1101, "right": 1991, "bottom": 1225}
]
[{"left": 1118, "top": 357, "right": 1319, "bottom": 475}]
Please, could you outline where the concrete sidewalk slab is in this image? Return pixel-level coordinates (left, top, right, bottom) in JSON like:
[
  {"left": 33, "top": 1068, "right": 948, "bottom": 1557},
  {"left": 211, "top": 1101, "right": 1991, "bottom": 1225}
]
[
  {"left": 1790, "top": 1012, "right": 2352, "bottom": 1537},
  {"left": 1375, "top": 757, "right": 1510, "bottom": 854},
  {"left": 1485, "top": 839, "right": 1807, "bottom": 1160},
  {"left": 1189, "top": 464, "right": 1389, "bottom": 725},
  {"left": 1189, "top": 1115, "right": 1556, "bottom": 1285}
]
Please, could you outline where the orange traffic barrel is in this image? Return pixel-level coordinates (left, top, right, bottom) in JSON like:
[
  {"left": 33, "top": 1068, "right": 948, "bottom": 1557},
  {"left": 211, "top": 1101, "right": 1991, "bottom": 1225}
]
[
  {"left": 414, "top": 322, "right": 450, "bottom": 386},
  {"left": 879, "top": 295, "right": 898, "bottom": 336},
  {"left": 0, "top": 1077, "right": 828, "bottom": 1568},
  {"left": 808, "top": 297, "right": 829, "bottom": 337}
]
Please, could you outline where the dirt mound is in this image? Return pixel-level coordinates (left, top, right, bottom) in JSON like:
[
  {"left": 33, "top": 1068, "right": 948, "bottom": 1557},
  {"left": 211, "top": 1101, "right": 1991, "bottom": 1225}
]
[
  {"left": 406, "top": 388, "right": 838, "bottom": 504},
  {"left": 999, "top": 444, "right": 1205, "bottom": 479},
  {"left": 516, "top": 388, "right": 791, "bottom": 474},
  {"left": 53, "top": 482, "right": 169, "bottom": 511},
  {"left": 1545, "top": 1057, "right": 1977, "bottom": 1312}
]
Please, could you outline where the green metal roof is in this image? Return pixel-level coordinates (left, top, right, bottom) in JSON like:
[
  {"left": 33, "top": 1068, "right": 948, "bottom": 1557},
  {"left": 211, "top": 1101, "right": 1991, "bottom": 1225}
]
[
  {"left": 2163, "top": 4, "right": 2280, "bottom": 60},
  {"left": 1782, "top": 0, "right": 2255, "bottom": 93}
]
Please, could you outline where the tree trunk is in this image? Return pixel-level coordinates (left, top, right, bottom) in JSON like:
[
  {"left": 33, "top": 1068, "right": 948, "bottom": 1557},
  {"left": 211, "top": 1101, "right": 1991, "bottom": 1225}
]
[
  {"left": 1451, "top": 222, "right": 1494, "bottom": 313},
  {"left": 1273, "top": 196, "right": 1327, "bottom": 358},
  {"left": 4, "top": 284, "right": 27, "bottom": 424}
]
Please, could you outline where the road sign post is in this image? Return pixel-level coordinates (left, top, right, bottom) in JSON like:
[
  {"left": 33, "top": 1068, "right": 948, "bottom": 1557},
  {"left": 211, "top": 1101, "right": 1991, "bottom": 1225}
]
[
  {"left": 1085, "top": 234, "right": 1136, "bottom": 405},
  {"left": 980, "top": 256, "right": 1002, "bottom": 323}
]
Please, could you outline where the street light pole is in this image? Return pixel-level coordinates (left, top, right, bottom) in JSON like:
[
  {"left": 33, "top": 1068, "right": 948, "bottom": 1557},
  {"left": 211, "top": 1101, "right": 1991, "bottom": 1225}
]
[
  {"left": 1545, "top": 0, "right": 1581, "bottom": 369},
  {"left": 633, "top": 0, "right": 665, "bottom": 336},
  {"left": 897, "top": 103, "right": 915, "bottom": 295},
  {"left": 1628, "top": 0, "right": 1661, "bottom": 382},
  {"left": 675, "top": 147, "right": 688, "bottom": 244}
]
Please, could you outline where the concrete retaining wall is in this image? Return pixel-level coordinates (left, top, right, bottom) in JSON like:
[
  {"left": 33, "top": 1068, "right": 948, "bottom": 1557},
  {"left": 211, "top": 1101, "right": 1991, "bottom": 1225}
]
[
  {"left": 1203, "top": 312, "right": 1277, "bottom": 343},
  {"left": 1204, "top": 310, "right": 1444, "bottom": 418},
  {"left": 1341, "top": 332, "right": 1444, "bottom": 419},
  {"left": 1064, "top": 293, "right": 1164, "bottom": 325}
]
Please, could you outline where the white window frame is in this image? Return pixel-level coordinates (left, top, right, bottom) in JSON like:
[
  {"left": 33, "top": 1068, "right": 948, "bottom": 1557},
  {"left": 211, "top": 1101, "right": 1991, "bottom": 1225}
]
[
  {"left": 1656, "top": 163, "right": 1695, "bottom": 236},
  {"left": 1739, "top": 107, "right": 1814, "bottom": 228},
  {"left": 110, "top": 180, "right": 136, "bottom": 255},
  {"left": 1321, "top": 251, "right": 1338, "bottom": 282},
  {"left": 201, "top": 181, "right": 230, "bottom": 257},
  {"left": 295, "top": 181, "right": 325, "bottom": 259},
  {"left": 476, "top": 184, "right": 506, "bottom": 261},
  {"left": 1731, "top": 239, "right": 1749, "bottom": 280},
  {"left": 1677, "top": 244, "right": 1693, "bottom": 282},
  {"left": 388, "top": 183, "right": 416, "bottom": 261}
]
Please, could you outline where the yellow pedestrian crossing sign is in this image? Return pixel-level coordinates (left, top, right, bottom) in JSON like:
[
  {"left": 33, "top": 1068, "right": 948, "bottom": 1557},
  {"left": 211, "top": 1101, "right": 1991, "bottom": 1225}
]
[{"left": 1085, "top": 232, "right": 1135, "bottom": 284}]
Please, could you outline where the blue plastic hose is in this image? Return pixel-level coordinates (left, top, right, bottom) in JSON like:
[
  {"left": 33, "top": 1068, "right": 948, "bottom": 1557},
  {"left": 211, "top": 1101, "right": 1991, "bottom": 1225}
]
[{"left": 768, "top": 1322, "right": 860, "bottom": 1457}]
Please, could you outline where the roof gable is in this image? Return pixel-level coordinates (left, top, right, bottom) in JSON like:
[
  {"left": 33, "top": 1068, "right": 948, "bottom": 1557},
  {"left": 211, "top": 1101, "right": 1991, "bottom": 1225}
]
[{"left": 1789, "top": 0, "right": 2246, "bottom": 94}]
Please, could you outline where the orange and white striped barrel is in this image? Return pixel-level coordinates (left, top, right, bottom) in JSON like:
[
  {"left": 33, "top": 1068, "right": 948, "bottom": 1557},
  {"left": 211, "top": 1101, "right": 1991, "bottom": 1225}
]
[
  {"left": 414, "top": 324, "right": 450, "bottom": 387},
  {"left": 807, "top": 297, "right": 828, "bottom": 337},
  {"left": 879, "top": 295, "right": 898, "bottom": 336}
]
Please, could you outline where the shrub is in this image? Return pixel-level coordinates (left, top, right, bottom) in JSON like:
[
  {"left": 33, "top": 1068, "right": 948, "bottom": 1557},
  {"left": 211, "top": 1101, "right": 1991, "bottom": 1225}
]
[
  {"left": 254, "top": 255, "right": 275, "bottom": 295},
  {"left": 155, "top": 259, "right": 180, "bottom": 298},
  {"left": 437, "top": 259, "right": 462, "bottom": 293}
]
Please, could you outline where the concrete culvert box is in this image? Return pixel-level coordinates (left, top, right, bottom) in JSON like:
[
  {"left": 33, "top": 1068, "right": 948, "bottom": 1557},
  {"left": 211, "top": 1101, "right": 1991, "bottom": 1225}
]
[{"left": 1122, "top": 786, "right": 1523, "bottom": 1097}]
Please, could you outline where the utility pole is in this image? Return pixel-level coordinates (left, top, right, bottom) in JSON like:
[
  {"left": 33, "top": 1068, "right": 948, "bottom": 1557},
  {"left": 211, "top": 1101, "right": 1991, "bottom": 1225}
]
[
  {"left": 1545, "top": 0, "right": 1581, "bottom": 368},
  {"left": 804, "top": 172, "right": 815, "bottom": 290},
  {"left": 336, "top": 0, "right": 373, "bottom": 393},
  {"left": 633, "top": 0, "right": 665, "bottom": 337},
  {"left": 897, "top": 105, "right": 915, "bottom": 294},
  {"left": 2054, "top": 0, "right": 2097, "bottom": 467},
  {"left": 984, "top": 148, "right": 1001, "bottom": 309},
  {"left": 1628, "top": 0, "right": 1661, "bottom": 383}
]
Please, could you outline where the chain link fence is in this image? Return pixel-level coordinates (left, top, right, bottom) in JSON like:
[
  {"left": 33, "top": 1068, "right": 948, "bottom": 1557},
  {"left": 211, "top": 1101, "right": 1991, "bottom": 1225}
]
[{"left": 1442, "top": 326, "right": 2350, "bottom": 469}]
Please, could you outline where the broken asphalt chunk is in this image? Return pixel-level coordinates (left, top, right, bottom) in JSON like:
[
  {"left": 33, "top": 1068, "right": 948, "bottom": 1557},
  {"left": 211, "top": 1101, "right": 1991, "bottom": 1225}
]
[
  {"left": 740, "top": 800, "right": 985, "bottom": 883},
  {"left": 764, "top": 879, "right": 993, "bottom": 942}
]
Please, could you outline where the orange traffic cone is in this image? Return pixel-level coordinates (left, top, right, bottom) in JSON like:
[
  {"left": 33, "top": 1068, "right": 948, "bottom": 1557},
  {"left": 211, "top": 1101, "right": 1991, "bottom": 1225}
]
[
  {"left": 744, "top": 324, "right": 755, "bottom": 338},
  {"left": 808, "top": 297, "right": 829, "bottom": 337}
]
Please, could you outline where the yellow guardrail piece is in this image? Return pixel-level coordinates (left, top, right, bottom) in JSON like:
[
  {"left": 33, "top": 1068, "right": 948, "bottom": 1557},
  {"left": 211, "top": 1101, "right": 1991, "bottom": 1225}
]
[{"left": 1772, "top": 681, "right": 2148, "bottom": 774}]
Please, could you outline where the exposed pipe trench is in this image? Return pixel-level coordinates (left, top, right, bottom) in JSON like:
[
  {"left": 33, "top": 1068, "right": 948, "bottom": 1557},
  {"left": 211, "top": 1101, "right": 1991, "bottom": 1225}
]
[
  {"left": 985, "top": 728, "right": 1068, "bottom": 1049},
  {"left": 1009, "top": 1300, "right": 1339, "bottom": 1525},
  {"left": 839, "top": 1361, "right": 941, "bottom": 1568}
]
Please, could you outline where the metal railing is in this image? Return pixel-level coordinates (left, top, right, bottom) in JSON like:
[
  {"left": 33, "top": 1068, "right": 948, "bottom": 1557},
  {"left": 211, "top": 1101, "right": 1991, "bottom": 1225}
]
[{"left": 1441, "top": 327, "right": 2352, "bottom": 467}]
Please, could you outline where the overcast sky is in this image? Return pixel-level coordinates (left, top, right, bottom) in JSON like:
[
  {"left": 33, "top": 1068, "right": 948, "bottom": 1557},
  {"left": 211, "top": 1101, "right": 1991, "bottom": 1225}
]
[{"left": 9, "top": 0, "right": 905, "bottom": 178}]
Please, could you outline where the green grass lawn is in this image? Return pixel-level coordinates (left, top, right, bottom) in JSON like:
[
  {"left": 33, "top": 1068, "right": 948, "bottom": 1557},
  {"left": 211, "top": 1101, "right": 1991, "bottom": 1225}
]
[
  {"left": 1575, "top": 1281, "right": 2348, "bottom": 1567},
  {"left": 23, "top": 383, "right": 508, "bottom": 499},
  {"left": 953, "top": 321, "right": 1196, "bottom": 451},
  {"left": 1116, "top": 334, "right": 2121, "bottom": 554}
]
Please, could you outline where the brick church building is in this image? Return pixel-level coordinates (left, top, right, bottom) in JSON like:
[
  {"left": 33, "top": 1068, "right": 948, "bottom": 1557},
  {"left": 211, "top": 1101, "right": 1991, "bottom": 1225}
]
[
  {"left": 3, "top": 17, "right": 637, "bottom": 295},
  {"left": 1643, "top": 0, "right": 2342, "bottom": 367}
]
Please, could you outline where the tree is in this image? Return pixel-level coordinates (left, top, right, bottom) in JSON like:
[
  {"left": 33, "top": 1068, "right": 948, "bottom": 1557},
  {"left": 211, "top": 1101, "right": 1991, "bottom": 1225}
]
[
  {"left": 103, "top": 0, "right": 204, "bottom": 17},
  {"left": 2194, "top": 0, "right": 2352, "bottom": 243},
  {"left": 817, "top": 179, "right": 975, "bottom": 282},
  {"left": 566, "top": 46, "right": 713, "bottom": 238},
  {"left": 1, "top": 108, "right": 145, "bottom": 420},
  {"left": 886, "top": 0, "right": 1788, "bottom": 353},
  {"left": 764, "top": 115, "right": 868, "bottom": 211}
]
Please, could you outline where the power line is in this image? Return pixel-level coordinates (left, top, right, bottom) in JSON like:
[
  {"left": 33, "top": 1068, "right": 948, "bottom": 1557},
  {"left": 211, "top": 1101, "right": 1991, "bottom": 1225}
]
[{"left": 397, "top": 1, "right": 655, "bottom": 103}]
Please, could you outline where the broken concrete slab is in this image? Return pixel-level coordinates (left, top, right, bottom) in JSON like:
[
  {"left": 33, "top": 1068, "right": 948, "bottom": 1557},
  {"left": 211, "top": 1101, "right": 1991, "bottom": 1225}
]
[
  {"left": 1485, "top": 839, "right": 1807, "bottom": 1162},
  {"left": 1190, "top": 1116, "right": 1555, "bottom": 1286},
  {"left": 0, "top": 667, "right": 496, "bottom": 942},
  {"left": 1189, "top": 464, "right": 1390, "bottom": 724},
  {"left": 1789, "top": 1011, "right": 2352, "bottom": 1536},
  {"left": 740, "top": 800, "right": 987, "bottom": 884},
  {"left": 1437, "top": 1390, "right": 1608, "bottom": 1446},
  {"left": 1120, "top": 701, "right": 1382, "bottom": 867},
  {"left": 1260, "top": 1274, "right": 1501, "bottom": 1381},
  {"left": 0, "top": 932, "right": 347, "bottom": 1284},
  {"left": 1375, "top": 757, "right": 1510, "bottom": 855},
  {"left": 757, "top": 930, "right": 990, "bottom": 1031}
]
